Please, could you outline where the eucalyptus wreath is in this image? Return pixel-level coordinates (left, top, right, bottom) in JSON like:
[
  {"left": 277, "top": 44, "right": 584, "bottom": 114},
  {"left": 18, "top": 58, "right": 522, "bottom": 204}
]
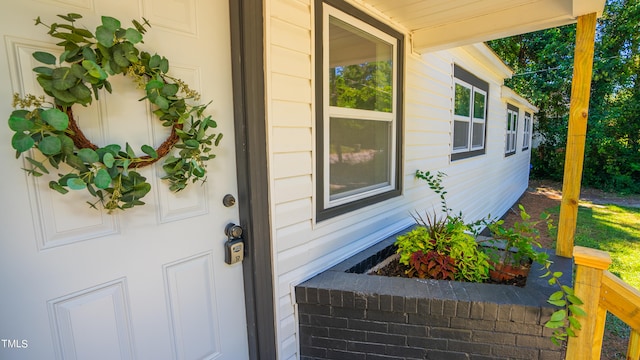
[{"left": 8, "top": 13, "right": 222, "bottom": 212}]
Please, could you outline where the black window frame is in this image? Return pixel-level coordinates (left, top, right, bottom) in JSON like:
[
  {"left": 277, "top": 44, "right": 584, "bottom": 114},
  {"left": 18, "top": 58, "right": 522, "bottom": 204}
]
[
  {"left": 314, "top": 0, "right": 404, "bottom": 221},
  {"left": 522, "top": 111, "right": 532, "bottom": 151},
  {"left": 451, "top": 64, "right": 489, "bottom": 161},
  {"left": 505, "top": 103, "right": 519, "bottom": 157}
]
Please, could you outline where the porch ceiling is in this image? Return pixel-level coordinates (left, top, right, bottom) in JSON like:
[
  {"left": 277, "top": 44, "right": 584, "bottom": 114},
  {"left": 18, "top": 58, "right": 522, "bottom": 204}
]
[{"left": 362, "top": 0, "right": 606, "bottom": 53}]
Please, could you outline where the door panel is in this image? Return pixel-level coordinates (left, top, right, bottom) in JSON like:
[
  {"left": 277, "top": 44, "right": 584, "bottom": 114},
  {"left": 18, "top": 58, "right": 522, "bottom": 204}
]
[
  {"left": 164, "top": 253, "right": 222, "bottom": 359},
  {"left": 6, "top": 36, "right": 120, "bottom": 249},
  {"left": 0, "top": 1, "right": 249, "bottom": 359},
  {"left": 48, "top": 279, "right": 135, "bottom": 360}
]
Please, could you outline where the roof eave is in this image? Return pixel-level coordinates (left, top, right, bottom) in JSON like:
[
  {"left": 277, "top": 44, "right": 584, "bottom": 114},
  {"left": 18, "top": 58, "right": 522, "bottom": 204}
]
[
  {"left": 378, "top": 0, "right": 608, "bottom": 54},
  {"left": 413, "top": 16, "right": 577, "bottom": 54},
  {"left": 461, "top": 43, "right": 513, "bottom": 79},
  {"left": 502, "top": 86, "right": 539, "bottom": 112}
]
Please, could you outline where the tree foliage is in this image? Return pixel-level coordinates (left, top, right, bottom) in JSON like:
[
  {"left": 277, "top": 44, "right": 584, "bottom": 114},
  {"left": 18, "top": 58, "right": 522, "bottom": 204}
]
[
  {"left": 329, "top": 61, "right": 393, "bottom": 112},
  {"left": 488, "top": 0, "right": 640, "bottom": 193}
]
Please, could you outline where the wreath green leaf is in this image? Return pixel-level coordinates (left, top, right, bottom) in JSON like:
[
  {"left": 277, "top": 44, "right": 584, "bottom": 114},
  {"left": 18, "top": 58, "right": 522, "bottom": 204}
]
[{"left": 8, "top": 14, "right": 222, "bottom": 213}]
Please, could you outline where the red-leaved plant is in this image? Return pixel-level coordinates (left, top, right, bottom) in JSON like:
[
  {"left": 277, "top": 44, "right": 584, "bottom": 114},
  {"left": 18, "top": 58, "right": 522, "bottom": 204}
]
[{"left": 408, "top": 250, "right": 456, "bottom": 280}]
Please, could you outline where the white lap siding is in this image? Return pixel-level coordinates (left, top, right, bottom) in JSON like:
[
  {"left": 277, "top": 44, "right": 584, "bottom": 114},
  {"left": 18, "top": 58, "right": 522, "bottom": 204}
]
[{"left": 264, "top": 1, "right": 534, "bottom": 358}]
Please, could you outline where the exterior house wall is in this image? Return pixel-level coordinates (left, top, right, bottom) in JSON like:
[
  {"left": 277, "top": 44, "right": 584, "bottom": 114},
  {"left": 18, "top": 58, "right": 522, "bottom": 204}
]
[{"left": 264, "top": 1, "right": 537, "bottom": 358}]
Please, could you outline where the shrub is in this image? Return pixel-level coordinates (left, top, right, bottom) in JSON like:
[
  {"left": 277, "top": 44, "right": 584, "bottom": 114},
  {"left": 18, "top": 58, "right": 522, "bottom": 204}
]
[{"left": 395, "top": 192, "right": 490, "bottom": 283}]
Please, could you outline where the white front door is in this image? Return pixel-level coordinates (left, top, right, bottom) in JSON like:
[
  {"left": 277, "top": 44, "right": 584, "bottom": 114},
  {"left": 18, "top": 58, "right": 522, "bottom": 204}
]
[{"left": 0, "top": 1, "right": 249, "bottom": 359}]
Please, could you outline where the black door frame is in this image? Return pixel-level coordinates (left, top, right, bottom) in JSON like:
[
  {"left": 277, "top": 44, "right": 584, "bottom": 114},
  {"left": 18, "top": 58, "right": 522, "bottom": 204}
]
[{"left": 229, "top": 0, "right": 277, "bottom": 358}]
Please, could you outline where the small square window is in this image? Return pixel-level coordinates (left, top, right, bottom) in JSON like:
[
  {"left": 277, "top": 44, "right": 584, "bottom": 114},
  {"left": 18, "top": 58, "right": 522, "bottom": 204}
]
[
  {"left": 472, "top": 122, "right": 485, "bottom": 148},
  {"left": 522, "top": 112, "right": 532, "bottom": 150},
  {"left": 473, "top": 91, "right": 486, "bottom": 119},
  {"left": 451, "top": 65, "right": 489, "bottom": 161},
  {"left": 506, "top": 105, "right": 519, "bottom": 156},
  {"left": 455, "top": 84, "right": 471, "bottom": 117}
]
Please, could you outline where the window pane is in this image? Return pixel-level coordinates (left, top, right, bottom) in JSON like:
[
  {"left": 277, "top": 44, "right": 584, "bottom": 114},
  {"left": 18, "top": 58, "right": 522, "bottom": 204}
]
[
  {"left": 453, "top": 120, "right": 469, "bottom": 150},
  {"left": 472, "top": 123, "right": 484, "bottom": 148},
  {"left": 329, "top": 118, "right": 391, "bottom": 199},
  {"left": 329, "top": 17, "right": 393, "bottom": 112},
  {"left": 473, "top": 91, "right": 485, "bottom": 119},
  {"left": 454, "top": 84, "right": 470, "bottom": 117}
]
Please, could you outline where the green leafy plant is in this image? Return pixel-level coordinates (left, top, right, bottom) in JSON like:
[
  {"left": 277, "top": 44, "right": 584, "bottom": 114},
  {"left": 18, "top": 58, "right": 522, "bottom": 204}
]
[
  {"left": 395, "top": 216, "right": 491, "bottom": 283},
  {"left": 478, "top": 205, "right": 586, "bottom": 345},
  {"left": 482, "top": 205, "right": 552, "bottom": 269},
  {"left": 412, "top": 169, "right": 585, "bottom": 346},
  {"left": 395, "top": 171, "right": 490, "bottom": 283},
  {"left": 415, "top": 169, "right": 450, "bottom": 214},
  {"left": 542, "top": 264, "right": 587, "bottom": 346},
  {"left": 7, "top": 13, "right": 222, "bottom": 212}
]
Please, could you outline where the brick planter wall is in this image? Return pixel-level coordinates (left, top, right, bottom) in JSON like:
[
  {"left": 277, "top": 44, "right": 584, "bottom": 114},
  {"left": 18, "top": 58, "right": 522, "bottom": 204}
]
[{"left": 295, "top": 229, "right": 572, "bottom": 360}]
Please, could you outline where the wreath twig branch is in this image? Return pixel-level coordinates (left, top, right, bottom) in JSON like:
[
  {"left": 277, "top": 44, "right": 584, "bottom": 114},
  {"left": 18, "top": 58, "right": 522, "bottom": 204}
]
[
  {"left": 7, "top": 13, "right": 222, "bottom": 212},
  {"left": 63, "top": 107, "right": 183, "bottom": 168}
]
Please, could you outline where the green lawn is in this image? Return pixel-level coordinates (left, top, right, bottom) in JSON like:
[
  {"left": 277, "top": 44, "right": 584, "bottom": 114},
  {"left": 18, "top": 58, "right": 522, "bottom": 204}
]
[
  {"left": 550, "top": 204, "right": 640, "bottom": 289},
  {"left": 549, "top": 203, "right": 640, "bottom": 358}
]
